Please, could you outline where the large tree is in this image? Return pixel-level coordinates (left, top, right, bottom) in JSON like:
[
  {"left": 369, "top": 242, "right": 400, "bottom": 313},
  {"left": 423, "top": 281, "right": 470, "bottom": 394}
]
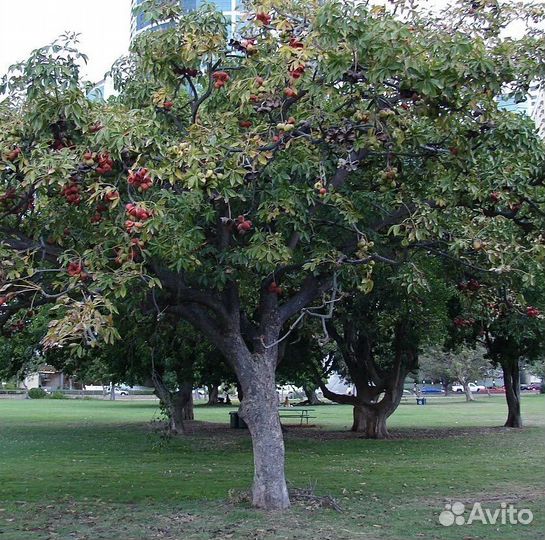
[
  {"left": 316, "top": 262, "right": 450, "bottom": 438},
  {"left": 1, "top": 0, "right": 545, "bottom": 508},
  {"left": 481, "top": 290, "right": 544, "bottom": 427},
  {"left": 450, "top": 273, "right": 545, "bottom": 426}
]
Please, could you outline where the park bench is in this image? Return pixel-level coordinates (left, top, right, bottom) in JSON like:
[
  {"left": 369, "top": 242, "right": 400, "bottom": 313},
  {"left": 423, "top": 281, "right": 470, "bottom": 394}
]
[{"left": 278, "top": 408, "right": 316, "bottom": 425}]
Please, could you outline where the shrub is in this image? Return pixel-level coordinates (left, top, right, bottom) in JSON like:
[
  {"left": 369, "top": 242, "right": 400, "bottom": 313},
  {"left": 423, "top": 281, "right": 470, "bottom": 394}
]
[
  {"left": 28, "top": 388, "right": 47, "bottom": 399},
  {"left": 49, "top": 390, "right": 66, "bottom": 399}
]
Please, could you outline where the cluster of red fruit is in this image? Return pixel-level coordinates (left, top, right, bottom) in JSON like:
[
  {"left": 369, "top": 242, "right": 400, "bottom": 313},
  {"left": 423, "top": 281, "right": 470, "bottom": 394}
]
[
  {"left": 241, "top": 38, "right": 257, "bottom": 55},
  {"left": 0, "top": 296, "right": 7, "bottom": 306},
  {"left": 267, "top": 281, "right": 283, "bottom": 295},
  {"left": 128, "top": 168, "right": 153, "bottom": 192},
  {"left": 0, "top": 188, "right": 17, "bottom": 209},
  {"left": 256, "top": 12, "right": 271, "bottom": 25},
  {"left": 490, "top": 191, "right": 501, "bottom": 203},
  {"left": 526, "top": 306, "right": 540, "bottom": 318},
  {"left": 125, "top": 203, "right": 152, "bottom": 233},
  {"left": 52, "top": 138, "right": 73, "bottom": 151},
  {"left": 82, "top": 151, "right": 96, "bottom": 166},
  {"left": 90, "top": 203, "right": 109, "bottom": 224},
  {"left": 5, "top": 147, "right": 21, "bottom": 161},
  {"left": 53, "top": 139, "right": 68, "bottom": 150},
  {"left": 458, "top": 278, "right": 481, "bottom": 292},
  {"left": 62, "top": 182, "right": 82, "bottom": 205},
  {"left": 239, "top": 120, "right": 253, "bottom": 128},
  {"left": 453, "top": 316, "right": 474, "bottom": 328},
  {"left": 104, "top": 190, "right": 120, "bottom": 203},
  {"left": 7, "top": 320, "right": 26, "bottom": 335},
  {"left": 67, "top": 261, "right": 88, "bottom": 281},
  {"left": 235, "top": 215, "right": 253, "bottom": 235},
  {"left": 213, "top": 71, "right": 230, "bottom": 89},
  {"left": 163, "top": 101, "right": 174, "bottom": 110},
  {"left": 115, "top": 239, "right": 145, "bottom": 265},
  {"left": 289, "top": 65, "right": 305, "bottom": 80},
  {"left": 96, "top": 153, "right": 114, "bottom": 175},
  {"left": 181, "top": 67, "right": 199, "bottom": 77},
  {"left": 289, "top": 38, "right": 304, "bottom": 49},
  {"left": 313, "top": 179, "right": 328, "bottom": 196}
]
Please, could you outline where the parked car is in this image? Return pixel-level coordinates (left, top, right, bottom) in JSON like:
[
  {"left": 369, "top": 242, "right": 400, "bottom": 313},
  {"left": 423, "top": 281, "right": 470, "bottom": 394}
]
[
  {"left": 107, "top": 386, "right": 129, "bottom": 396},
  {"left": 451, "top": 382, "right": 486, "bottom": 393},
  {"left": 487, "top": 386, "right": 506, "bottom": 393},
  {"left": 521, "top": 382, "right": 542, "bottom": 391},
  {"left": 421, "top": 386, "right": 444, "bottom": 394}
]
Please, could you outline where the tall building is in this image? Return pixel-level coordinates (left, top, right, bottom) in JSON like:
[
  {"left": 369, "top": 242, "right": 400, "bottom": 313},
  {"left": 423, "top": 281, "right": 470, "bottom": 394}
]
[
  {"left": 528, "top": 88, "right": 545, "bottom": 139},
  {"left": 87, "top": 77, "right": 117, "bottom": 102},
  {"left": 498, "top": 86, "right": 545, "bottom": 139},
  {"left": 130, "top": 0, "right": 244, "bottom": 39}
]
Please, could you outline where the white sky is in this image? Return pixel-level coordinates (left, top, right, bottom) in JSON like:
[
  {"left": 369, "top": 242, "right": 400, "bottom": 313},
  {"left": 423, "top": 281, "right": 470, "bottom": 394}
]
[
  {"left": 0, "top": 0, "right": 132, "bottom": 83},
  {"left": 0, "top": 0, "right": 537, "bottom": 84}
]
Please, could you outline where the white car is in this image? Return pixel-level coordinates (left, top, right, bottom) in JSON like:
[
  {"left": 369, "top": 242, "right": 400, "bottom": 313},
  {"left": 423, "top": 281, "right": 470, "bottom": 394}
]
[
  {"left": 107, "top": 386, "right": 129, "bottom": 396},
  {"left": 452, "top": 382, "right": 486, "bottom": 393}
]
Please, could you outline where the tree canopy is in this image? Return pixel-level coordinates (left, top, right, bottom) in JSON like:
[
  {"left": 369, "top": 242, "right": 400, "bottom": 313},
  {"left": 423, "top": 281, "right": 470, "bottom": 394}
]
[{"left": 2, "top": 0, "right": 545, "bottom": 510}]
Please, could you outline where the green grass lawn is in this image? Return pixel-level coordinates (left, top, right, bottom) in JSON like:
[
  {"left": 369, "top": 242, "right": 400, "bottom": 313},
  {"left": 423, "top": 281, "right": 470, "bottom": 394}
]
[{"left": 0, "top": 395, "right": 543, "bottom": 539}]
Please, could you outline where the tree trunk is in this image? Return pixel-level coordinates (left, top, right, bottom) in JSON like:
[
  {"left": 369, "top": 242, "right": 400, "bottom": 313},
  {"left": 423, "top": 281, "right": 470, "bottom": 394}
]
[
  {"left": 207, "top": 383, "right": 219, "bottom": 405},
  {"left": 169, "top": 394, "right": 187, "bottom": 433},
  {"left": 236, "top": 352, "right": 289, "bottom": 510},
  {"left": 442, "top": 380, "right": 450, "bottom": 396},
  {"left": 236, "top": 381, "right": 244, "bottom": 403},
  {"left": 351, "top": 404, "right": 390, "bottom": 438},
  {"left": 502, "top": 359, "right": 522, "bottom": 428},
  {"left": 351, "top": 366, "right": 406, "bottom": 439},
  {"left": 303, "top": 385, "right": 321, "bottom": 405},
  {"left": 168, "top": 386, "right": 194, "bottom": 430},
  {"left": 174, "top": 382, "right": 194, "bottom": 421},
  {"left": 152, "top": 370, "right": 188, "bottom": 434},
  {"left": 462, "top": 380, "right": 475, "bottom": 402}
]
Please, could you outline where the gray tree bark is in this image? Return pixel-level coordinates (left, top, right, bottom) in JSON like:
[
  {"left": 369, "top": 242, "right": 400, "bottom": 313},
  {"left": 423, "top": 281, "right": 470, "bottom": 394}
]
[
  {"left": 152, "top": 371, "right": 193, "bottom": 434},
  {"left": 207, "top": 383, "right": 219, "bottom": 405},
  {"left": 234, "top": 346, "right": 290, "bottom": 510},
  {"left": 303, "top": 385, "right": 321, "bottom": 405},
  {"left": 502, "top": 359, "right": 522, "bottom": 428},
  {"left": 462, "top": 379, "right": 475, "bottom": 402},
  {"left": 352, "top": 404, "right": 390, "bottom": 438}
]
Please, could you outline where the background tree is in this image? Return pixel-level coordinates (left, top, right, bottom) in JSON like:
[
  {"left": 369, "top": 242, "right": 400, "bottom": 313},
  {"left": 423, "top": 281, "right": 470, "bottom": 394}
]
[
  {"left": 277, "top": 330, "right": 325, "bottom": 405},
  {"left": 452, "top": 275, "right": 545, "bottom": 426},
  {"left": 416, "top": 349, "right": 454, "bottom": 396},
  {"left": 420, "top": 344, "right": 489, "bottom": 402},
  {"left": 0, "top": 308, "right": 52, "bottom": 395},
  {"left": 316, "top": 263, "right": 450, "bottom": 438}
]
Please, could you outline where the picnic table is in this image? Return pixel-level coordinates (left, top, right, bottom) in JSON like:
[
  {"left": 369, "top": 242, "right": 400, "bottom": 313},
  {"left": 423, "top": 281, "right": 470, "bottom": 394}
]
[
  {"left": 228, "top": 408, "right": 317, "bottom": 429},
  {"left": 278, "top": 407, "right": 316, "bottom": 425}
]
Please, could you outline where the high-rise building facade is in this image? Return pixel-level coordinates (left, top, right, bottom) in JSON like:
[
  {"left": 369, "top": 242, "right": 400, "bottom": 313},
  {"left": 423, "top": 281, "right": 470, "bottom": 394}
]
[
  {"left": 528, "top": 88, "right": 545, "bottom": 139},
  {"left": 130, "top": 0, "right": 243, "bottom": 39},
  {"left": 498, "top": 86, "right": 545, "bottom": 139}
]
